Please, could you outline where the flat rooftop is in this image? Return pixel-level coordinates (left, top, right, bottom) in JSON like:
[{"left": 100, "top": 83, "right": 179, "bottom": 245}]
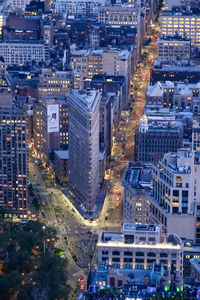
[
  {"left": 162, "top": 10, "right": 200, "bottom": 16},
  {"left": 98, "top": 231, "right": 182, "bottom": 249},
  {"left": 123, "top": 224, "right": 157, "bottom": 232},
  {"left": 122, "top": 163, "right": 152, "bottom": 189},
  {"left": 158, "top": 36, "right": 190, "bottom": 42}
]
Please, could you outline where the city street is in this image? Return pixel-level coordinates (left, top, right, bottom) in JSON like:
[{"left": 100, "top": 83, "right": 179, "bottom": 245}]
[
  {"left": 98, "top": 26, "right": 159, "bottom": 229},
  {"left": 28, "top": 17, "right": 160, "bottom": 290}
]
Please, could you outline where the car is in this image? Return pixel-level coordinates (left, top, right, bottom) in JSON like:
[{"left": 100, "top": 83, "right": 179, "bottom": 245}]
[
  {"left": 41, "top": 201, "right": 45, "bottom": 206},
  {"left": 19, "top": 220, "right": 28, "bottom": 224}
]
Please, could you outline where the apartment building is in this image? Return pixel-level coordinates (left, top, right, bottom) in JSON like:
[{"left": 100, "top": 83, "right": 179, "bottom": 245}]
[
  {"left": 148, "top": 149, "right": 200, "bottom": 244},
  {"left": 33, "top": 96, "right": 68, "bottom": 162},
  {"left": 0, "top": 95, "right": 28, "bottom": 213}
]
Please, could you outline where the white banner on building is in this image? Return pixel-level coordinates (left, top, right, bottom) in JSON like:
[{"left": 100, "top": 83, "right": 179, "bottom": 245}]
[{"left": 47, "top": 104, "right": 59, "bottom": 133}]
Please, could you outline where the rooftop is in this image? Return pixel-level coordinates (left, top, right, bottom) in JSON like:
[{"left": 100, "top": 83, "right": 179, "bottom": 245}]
[
  {"left": 162, "top": 10, "right": 200, "bottom": 16},
  {"left": 161, "top": 149, "right": 194, "bottom": 173},
  {"left": 147, "top": 81, "right": 163, "bottom": 97},
  {"left": 67, "top": 89, "right": 100, "bottom": 112},
  {"left": 153, "top": 60, "right": 200, "bottom": 71},
  {"left": 5, "top": 13, "right": 40, "bottom": 31},
  {"left": 54, "top": 150, "right": 69, "bottom": 160},
  {"left": 98, "top": 229, "right": 183, "bottom": 249},
  {"left": 190, "top": 258, "right": 200, "bottom": 274},
  {"left": 123, "top": 224, "right": 157, "bottom": 232},
  {"left": 122, "top": 163, "right": 152, "bottom": 189},
  {"left": 158, "top": 35, "right": 190, "bottom": 42}
]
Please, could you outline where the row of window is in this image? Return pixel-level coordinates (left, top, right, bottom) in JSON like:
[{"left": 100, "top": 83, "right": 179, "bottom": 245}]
[
  {"left": 102, "top": 257, "right": 177, "bottom": 265},
  {"left": 102, "top": 250, "right": 177, "bottom": 257}
]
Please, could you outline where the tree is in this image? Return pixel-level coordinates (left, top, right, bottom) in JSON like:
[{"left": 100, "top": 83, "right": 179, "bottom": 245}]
[
  {"left": 0, "top": 271, "right": 22, "bottom": 300},
  {"left": 33, "top": 255, "right": 70, "bottom": 300},
  {"left": 32, "top": 198, "right": 40, "bottom": 212},
  {"left": 0, "top": 219, "right": 69, "bottom": 300}
]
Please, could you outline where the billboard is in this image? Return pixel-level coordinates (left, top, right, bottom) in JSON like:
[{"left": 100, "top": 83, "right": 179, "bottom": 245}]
[{"left": 47, "top": 104, "right": 59, "bottom": 133}]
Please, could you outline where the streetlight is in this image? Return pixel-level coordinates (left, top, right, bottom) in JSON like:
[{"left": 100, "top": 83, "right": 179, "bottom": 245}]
[{"left": 42, "top": 226, "right": 46, "bottom": 256}]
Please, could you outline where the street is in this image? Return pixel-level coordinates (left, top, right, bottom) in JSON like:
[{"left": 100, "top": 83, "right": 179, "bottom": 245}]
[
  {"left": 28, "top": 17, "right": 160, "bottom": 294},
  {"left": 98, "top": 25, "right": 159, "bottom": 229}
]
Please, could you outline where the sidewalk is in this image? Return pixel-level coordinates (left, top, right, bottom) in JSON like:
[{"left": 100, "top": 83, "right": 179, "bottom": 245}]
[{"left": 62, "top": 187, "right": 106, "bottom": 220}]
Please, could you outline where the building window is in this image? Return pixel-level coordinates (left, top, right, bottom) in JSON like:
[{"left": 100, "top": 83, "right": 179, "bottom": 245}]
[
  {"left": 136, "top": 252, "right": 144, "bottom": 257},
  {"left": 135, "top": 258, "right": 144, "bottom": 263},
  {"left": 124, "top": 257, "right": 133, "bottom": 263},
  {"left": 147, "top": 252, "right": 156, "bottom": 257},
  {"left": 112, "top": 251, "right": 120, "bottom": 256},
  {"left": 148, "top": 237, "right": 155, "bottom": 242},
  {"left": 102, "top": 257, "right": 108, "bottom": 261},
  {"left": 112, "top": 257, "right": 120, "bottom": 262},
  {"left": 160, "top": 253, "right": 168, "bottom": 258},
  {"left": 160, "top": 259, "right": 168, "bottom": 264},
  {"left": 124, "top": 251, "right": 133, "bottom": 256},
  {"left": 147, "top": 259, "right": 156, "bottom": 263}
]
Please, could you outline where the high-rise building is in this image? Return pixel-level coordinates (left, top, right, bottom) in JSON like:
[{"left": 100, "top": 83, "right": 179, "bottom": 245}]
[
  {"left": 148, "top": 149, "right": 200, "bottom": 244},
  {"left": 99, "top": 92, "right": 120, "bottom": 160},
  {"left": 67, "top": 89, "right": 100, "bottom": 213},
  {"left": 0, "top": 91, "right": 28, "bottom": 213},
  {"left": 33, "top": 96, "right": 68, "bottom": 163}
]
